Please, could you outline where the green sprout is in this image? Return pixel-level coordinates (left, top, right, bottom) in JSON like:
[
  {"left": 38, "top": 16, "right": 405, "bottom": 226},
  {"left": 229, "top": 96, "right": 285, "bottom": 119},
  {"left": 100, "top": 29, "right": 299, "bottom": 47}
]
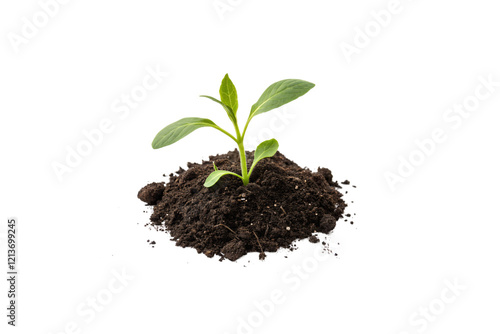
[{"left": 152, "top": 74, "right": 315, "bottom": 187}]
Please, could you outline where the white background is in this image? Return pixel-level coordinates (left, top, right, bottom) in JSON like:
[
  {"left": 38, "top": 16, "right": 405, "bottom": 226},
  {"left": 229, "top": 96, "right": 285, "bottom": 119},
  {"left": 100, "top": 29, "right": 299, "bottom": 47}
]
[{"left": 1, "top": 0, "right": 500, "bottom": 333}]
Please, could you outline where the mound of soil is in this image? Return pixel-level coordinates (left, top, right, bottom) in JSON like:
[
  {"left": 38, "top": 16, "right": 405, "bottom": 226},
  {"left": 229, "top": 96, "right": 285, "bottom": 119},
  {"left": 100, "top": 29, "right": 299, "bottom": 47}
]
[{"left": 138, "top": 150, "right": 347, "bottom": 261}]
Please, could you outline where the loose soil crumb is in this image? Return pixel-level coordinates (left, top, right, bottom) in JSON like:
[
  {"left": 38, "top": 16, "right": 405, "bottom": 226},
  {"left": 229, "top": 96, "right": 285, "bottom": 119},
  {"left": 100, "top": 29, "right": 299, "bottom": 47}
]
[
  {"left": 309, "top": 235, "right": 320, "bottom": 243},
  {"left": 138, "top": 182, "right": 165, "bottom": 205},
  {"left": 138, "top": 150, "right": 348, "bottom": 261}
]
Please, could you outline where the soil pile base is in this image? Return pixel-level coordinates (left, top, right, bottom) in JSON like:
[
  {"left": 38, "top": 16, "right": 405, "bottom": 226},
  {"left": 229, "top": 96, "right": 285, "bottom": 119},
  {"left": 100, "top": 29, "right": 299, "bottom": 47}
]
[{"left": 138, "top": 150, "right": 347, "bottom": 261}]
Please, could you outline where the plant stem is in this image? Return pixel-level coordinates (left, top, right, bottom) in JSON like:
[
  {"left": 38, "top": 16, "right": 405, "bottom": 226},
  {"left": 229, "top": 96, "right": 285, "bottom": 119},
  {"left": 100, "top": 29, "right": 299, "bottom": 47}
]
[
  {"left": 241, "top": 117, "right": 252, "bottom": 139},
  {"left": 212, "top": 125, "right": 238, "bottom": 143},
  {"left": 232, "top": 121, "right": 249, "bottom": 186},
  {"left": 237, "top": 140, "right": 249, "bottom": 185}
]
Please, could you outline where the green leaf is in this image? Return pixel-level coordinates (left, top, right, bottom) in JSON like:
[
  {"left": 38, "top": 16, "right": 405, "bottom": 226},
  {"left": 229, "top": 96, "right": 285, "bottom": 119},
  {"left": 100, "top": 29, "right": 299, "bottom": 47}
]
[
  {"left": 249, "top": 138, "right": 279, "bottom": 173},
  {"left": 249, "top": 79, "right": 314, "bottom": 120},
  {"left": 200, "top": 95, "right": 237, "bottom": 124},
  {"left": 152, "top": 117, "right": 217, "bottom": 149},
  {"left": 219, "top": 74, "right": 238, "bottom": 115},
  {"left": 204, "top": 170, "right": 242, "bottom": 187},
  {"left": 213, "top": 162, "right": 218, "bottom": 171}
]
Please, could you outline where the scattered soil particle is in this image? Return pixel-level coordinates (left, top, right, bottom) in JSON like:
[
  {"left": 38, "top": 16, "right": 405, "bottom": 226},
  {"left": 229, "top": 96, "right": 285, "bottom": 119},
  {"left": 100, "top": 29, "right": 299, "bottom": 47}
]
[
  {"left": 341, "top": 180, "right": 350, "bottom": 185},
  {"left": 138, "top": 150, "right": 347, "bottom": 261},
  {"left": 309, "top": 235, "right": 320, "bottom": 243}
]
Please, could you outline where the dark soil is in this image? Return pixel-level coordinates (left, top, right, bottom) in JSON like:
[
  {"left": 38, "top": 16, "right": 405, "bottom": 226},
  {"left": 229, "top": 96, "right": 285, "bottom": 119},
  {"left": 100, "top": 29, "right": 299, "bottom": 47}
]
[{"left": 138, "top": 150, "right": 347, "bottom": 261}]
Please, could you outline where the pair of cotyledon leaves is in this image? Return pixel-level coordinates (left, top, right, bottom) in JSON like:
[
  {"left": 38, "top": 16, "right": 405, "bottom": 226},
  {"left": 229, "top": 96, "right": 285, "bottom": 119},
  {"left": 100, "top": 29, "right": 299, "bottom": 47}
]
[{"left": 152, "top": 75, "right": 314, "bottom": 186}]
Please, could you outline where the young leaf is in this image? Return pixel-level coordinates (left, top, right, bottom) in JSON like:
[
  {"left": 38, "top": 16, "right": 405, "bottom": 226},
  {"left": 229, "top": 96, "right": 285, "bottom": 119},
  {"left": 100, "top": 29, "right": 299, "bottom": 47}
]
[
  {"left": 200, "top": 95, "right": 237, "bottom": 124},
  {"left": 219, "top": 74, "right": 238, "bottom": 115},
  {"left": 204, "top": 170, "right": 242, "bottom": 187},
  {"left": 249, "top": 79, "right": 314, "bottom": 120},
  {"left": 152, "top": 117, "right": 217, "bottom": 149},
  {"left": 249, "top": 138, "right": 279, "bottom": 173},
  {"left": 213, "top": 162, "right": 218, "bottom": 171}
]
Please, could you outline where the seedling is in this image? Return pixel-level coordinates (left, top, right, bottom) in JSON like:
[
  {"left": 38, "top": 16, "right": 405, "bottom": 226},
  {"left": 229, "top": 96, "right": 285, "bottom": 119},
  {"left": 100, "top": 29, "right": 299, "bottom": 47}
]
[{"left": 152, "top": 74, "right": 314, "bottom": 187}]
